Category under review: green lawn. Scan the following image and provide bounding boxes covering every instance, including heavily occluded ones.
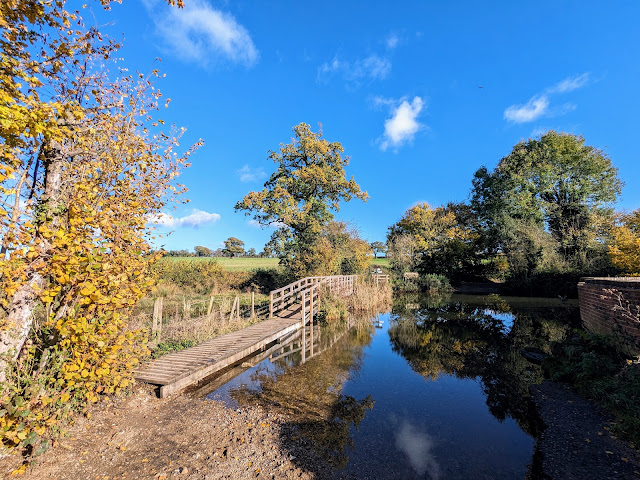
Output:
[371,257,390,267]
[163,256,388,272]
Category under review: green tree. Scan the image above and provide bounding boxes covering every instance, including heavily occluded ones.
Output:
[236,123,368,278]
[222,237,245,257]
[370,241,387,258]
[387,202,478,279]
[194,245,214,257]
[471,131,622,277]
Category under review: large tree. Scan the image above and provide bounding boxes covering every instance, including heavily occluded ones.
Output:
[222,237,245,257]
[471,131,622,276]
[236,123,368,278]
[387,202,479,279]
[0,0,196,453]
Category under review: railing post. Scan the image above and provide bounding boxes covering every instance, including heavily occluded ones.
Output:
[251,291,255,317]
[301,290,307,364]
[269,291,274,319]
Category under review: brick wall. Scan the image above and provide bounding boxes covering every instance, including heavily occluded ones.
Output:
[578,277,640,351]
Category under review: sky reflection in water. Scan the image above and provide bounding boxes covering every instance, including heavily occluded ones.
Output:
[206,294,579,479]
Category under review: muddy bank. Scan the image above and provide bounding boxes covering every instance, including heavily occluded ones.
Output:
[529,381,640,480]
[0,386,349,480]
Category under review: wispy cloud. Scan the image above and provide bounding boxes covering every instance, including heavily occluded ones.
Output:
[386,33,400,50]
[152,209,221,228]
[237,165,267,183]
[378,96,425,151]
[143,0,258,67]
[318,54,391,87]
[504,73,589,123]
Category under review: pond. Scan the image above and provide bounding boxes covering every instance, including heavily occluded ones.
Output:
[201,294,580,479]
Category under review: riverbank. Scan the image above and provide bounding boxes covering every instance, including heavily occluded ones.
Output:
[529,381,640,480]
[0,386,344,480]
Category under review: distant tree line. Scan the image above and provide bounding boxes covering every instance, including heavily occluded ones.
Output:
[163,237,277,258]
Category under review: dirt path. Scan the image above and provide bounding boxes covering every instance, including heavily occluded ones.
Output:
[530,381,640,480]
[0,386,342,480]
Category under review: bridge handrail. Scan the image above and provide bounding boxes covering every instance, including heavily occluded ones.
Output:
[269,275,356,320]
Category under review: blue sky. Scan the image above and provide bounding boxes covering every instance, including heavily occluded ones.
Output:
[91,0,639,252]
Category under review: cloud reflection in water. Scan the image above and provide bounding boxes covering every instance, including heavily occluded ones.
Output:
[394,420,440,479]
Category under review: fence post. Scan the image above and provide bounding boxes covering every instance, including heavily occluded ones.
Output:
[251,291,255,317]
[152,297,163,340]
[207,296,214,316]
[301,290,307,364]
[269,291,274,319]
[310,288,314,357]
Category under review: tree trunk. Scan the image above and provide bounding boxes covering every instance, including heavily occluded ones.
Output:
[0,142,64,382]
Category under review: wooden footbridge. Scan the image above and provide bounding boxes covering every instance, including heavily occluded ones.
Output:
[135,275,356,397]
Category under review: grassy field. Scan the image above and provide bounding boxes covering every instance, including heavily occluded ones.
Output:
[162,257,280,271]
[371,257,389,267]
[163,256,388,271]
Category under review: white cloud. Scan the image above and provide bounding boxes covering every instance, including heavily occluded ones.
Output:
[152,209,221,228]
[143,0,258,67]
[379,96,425,151]
[318,54,391,86]
[237,165,267,183]
[549,73,590,94]
[248,219,286,229]
[504,73,589,124]
[504,95,550,123]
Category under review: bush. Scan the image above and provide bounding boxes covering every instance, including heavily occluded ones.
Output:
[419,274,453,294]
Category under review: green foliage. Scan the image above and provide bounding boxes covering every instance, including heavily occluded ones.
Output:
[236,123,368,278]
[152,259,224,295]
[471,131,621,280]
[222,237,245,258]
[419,274,453,294]
[151,339,197,358]
[387,202,484,281]
[545,333,640,444]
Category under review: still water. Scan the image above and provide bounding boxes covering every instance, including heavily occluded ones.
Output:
[203,294,579,479]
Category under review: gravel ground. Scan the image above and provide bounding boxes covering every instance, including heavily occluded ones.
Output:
[529,381,640,480]
[0,386,348,480]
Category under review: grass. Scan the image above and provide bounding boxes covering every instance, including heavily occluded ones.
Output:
[371,257,389,267]
[163,257,280,272]
[164,256,388,271]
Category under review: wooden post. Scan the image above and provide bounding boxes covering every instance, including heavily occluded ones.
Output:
[301,290,306,364]
[152,297,163,340]
[207,296,214,316]
[310,288,314,357]
[269,291,274,319]
[152,297,159,339]
[251,291,255,317]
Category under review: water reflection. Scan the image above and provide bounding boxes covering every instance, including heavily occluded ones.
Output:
[389,293,579,431]
[394,418,440,479]
[202,294,580,478]
[226,317,377,469]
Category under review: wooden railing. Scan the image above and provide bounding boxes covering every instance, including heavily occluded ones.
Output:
[268,275,357,323]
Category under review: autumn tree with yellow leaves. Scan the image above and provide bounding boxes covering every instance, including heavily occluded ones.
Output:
[387,202,481,279]
[0,0,197,459]
[236,123,368,279]
[609,209,640,275]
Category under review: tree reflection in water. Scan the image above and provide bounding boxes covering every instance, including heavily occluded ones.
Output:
[230,318,376,468]
[389,294,580,433]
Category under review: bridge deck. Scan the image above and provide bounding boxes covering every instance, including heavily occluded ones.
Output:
[135,307,303,397]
